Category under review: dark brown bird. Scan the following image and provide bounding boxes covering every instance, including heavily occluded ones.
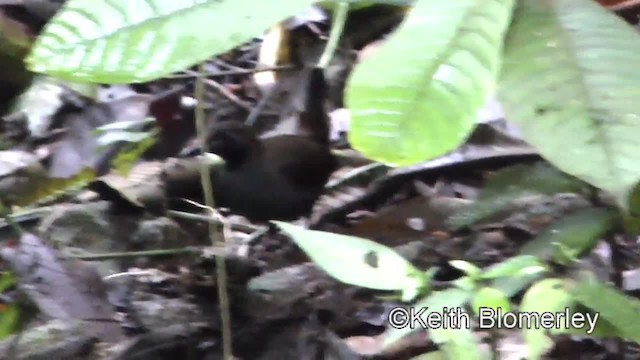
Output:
[173,67,337,222]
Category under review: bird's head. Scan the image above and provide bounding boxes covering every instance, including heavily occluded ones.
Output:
[206,121,262,169]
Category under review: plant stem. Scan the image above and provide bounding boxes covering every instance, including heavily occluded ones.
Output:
[69,247,200,261]
[169,64,294,79]
[168,210,258,233]
[185,69,251,110]
[490,328,500,360]
[194,64,233,359]
[318,2,349,69]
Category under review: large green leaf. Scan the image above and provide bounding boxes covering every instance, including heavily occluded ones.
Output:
[472,286,511,315]
[273,221,427,301]
[345,0,515,166]
[498,0,640,204]
[623,180,640,234]
[319,0,413,11]
[520,278,573,360]
[0,272,19,339]
[481,255,546,280]
[571,277,640,342]
[433,326,484,360]
[519,207,617,264]
[448,162,587,229]
[26,0,316,83]
[383,287,472,346]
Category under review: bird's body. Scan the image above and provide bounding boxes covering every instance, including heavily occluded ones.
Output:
[209,132,336,221]
[170,67,336,222]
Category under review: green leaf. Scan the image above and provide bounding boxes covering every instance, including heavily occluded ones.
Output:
[96,117,155,132]
[482,250,548,299]
[408,352,448,360]
[0,272,15,293]
[481,255,546,280]
[319,0,413,11]
[449,260,481,279]
[111,135,156,176]
[0,305,20,339]
[273,222,427,300]
[26,0,316,83]
[519,207,617,264]
[434,326,484,360]
[623,180,640,234]
[426,296,483,360]
[383,287,472,347]
[571,277,640,342]
[490,271,541,298]
[520,278,573,360]
[472,286,511,315]
[550,311,621,338]
[6,167,96,207]
[0,272,18,339]
[498,0,640,203]
[96,131,151,147]
[448,162,586,229]
[452,276,475,292]
[345,0,516,166]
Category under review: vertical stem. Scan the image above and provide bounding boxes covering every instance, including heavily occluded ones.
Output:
[490,328,499,360]
[318,2,349,69]
[194,65,233,359]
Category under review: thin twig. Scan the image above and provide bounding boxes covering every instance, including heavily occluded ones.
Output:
[185,69,251,110]
[245,85,276,126]
[325,163,387,190]
[194,64,233,359]
[170,64,294,79]
[167,210,258,233]
[241,226,270,245]
[318,2,349,69]
[214,59,246,72]
[68,247,200,261]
